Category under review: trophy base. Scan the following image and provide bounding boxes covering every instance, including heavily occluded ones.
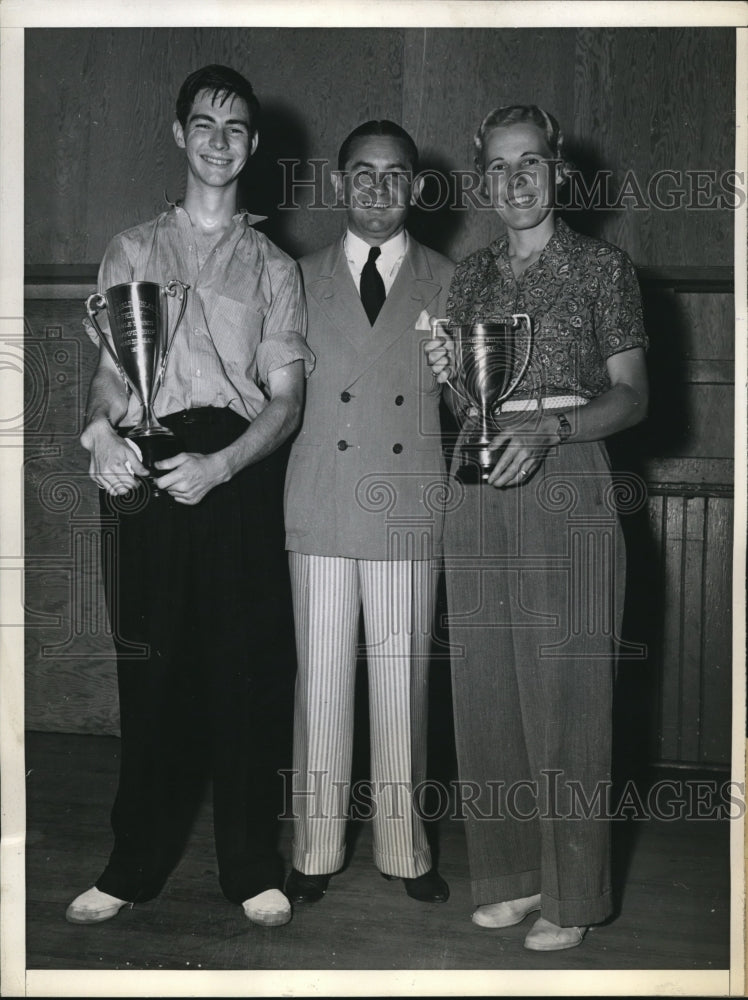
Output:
[454,459,490,485]
[453,442,506,485]
[126,429,181,476]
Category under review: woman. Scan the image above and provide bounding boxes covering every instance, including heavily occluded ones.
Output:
[425,105,648,951]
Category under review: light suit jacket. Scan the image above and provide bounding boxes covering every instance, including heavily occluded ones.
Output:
[284,235,455,561]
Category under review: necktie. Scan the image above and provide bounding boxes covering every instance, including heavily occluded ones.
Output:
[360,245,386,325]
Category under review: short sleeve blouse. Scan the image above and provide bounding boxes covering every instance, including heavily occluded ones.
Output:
[445,218,648,400]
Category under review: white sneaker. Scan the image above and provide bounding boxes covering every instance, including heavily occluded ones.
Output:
[242,888,292,927]
[65,886,131,924]
[472,893,541,928]
[524,916,587,951]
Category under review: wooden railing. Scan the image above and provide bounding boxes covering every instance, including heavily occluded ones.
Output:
[22,265,737,764]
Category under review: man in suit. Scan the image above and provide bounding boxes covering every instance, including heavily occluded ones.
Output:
[284,121,455,904]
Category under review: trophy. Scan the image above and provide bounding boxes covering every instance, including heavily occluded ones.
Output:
[86,279,189,473]
[430,315,533,483]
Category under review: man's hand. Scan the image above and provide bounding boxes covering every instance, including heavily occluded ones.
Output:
[80,417,149,495]
[153,451,231,505]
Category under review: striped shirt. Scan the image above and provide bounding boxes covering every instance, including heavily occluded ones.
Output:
[86,206,314,424]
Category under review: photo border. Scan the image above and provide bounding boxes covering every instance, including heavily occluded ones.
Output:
[1,2,745,996]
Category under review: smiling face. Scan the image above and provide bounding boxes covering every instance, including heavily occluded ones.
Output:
[334,134,422,245]
[481,122,559,232]
[172,88,258,190]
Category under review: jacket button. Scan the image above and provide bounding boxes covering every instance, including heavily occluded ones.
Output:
[338,440,348,451]
[395,395,404,405]
[340,391,351,402]
[392,443,403,454]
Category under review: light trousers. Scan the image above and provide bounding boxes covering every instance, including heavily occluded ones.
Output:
[445,436,624,926]
[288,552,438,877]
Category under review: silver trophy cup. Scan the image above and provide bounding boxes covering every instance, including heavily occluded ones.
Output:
[431,315,533,483]
[86,279,189,473]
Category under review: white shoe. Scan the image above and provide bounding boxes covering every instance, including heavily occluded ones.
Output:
[65,886,131,924]
[523,916,587,951]
[472,893,541,928]
[242,888,292,927]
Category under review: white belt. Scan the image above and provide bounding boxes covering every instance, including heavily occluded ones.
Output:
[500,395,590,412]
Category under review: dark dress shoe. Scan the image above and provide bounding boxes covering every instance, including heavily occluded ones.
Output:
[285,868,331,904]
[381,868,450,903]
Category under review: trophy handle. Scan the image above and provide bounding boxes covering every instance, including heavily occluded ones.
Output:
[429,316,471,410]
[502,313,533,401]
[154,280,190,394]
[85,292,135,394]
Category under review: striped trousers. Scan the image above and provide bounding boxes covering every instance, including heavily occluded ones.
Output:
[288,552,438,878]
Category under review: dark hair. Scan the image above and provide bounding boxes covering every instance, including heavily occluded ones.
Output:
[474,104,571,182]
[337,120,419,172]
[175,64,260,131]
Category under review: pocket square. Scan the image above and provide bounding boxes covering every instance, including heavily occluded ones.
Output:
[415,308,434,332]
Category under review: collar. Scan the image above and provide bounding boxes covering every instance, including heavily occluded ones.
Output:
[344,227,408,270]
[234,207,268,227]
[490,215,572,263]
[165,201,267,227]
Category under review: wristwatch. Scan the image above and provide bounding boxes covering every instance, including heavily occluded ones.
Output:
[555,413,572,443]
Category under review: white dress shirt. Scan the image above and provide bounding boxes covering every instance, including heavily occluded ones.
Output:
[343,228,409,297]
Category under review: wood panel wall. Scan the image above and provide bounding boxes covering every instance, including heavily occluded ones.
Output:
[23,302,117,735]
[23,28,737,766]
[25,27,735,267]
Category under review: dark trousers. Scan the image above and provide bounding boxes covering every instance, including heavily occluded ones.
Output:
[95,407,296,905]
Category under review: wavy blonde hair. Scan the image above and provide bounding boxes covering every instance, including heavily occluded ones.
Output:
[474,105,572,184]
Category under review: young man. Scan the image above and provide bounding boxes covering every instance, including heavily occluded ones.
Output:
[67,65,313,928]
[284,121,454,904]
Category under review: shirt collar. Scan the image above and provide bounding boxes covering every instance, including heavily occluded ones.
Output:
[344,227,408,270]
[235,207,268,227]
[165,201,267,227]
[490,215,571,265]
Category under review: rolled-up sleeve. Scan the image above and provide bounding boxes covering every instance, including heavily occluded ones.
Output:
[256,259,315,385]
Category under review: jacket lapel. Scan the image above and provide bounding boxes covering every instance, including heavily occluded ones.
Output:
[347,239,442,382]
[305,239,369,351]
[304,236,443,382]
[372,238,440,339]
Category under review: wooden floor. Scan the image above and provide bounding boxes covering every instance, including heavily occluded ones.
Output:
[24,731,730,973]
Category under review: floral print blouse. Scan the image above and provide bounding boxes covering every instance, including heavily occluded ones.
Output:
[445,218,648,400]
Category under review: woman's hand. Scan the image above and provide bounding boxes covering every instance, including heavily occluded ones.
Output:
[486,412,558,489]
[424,323,455,384]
